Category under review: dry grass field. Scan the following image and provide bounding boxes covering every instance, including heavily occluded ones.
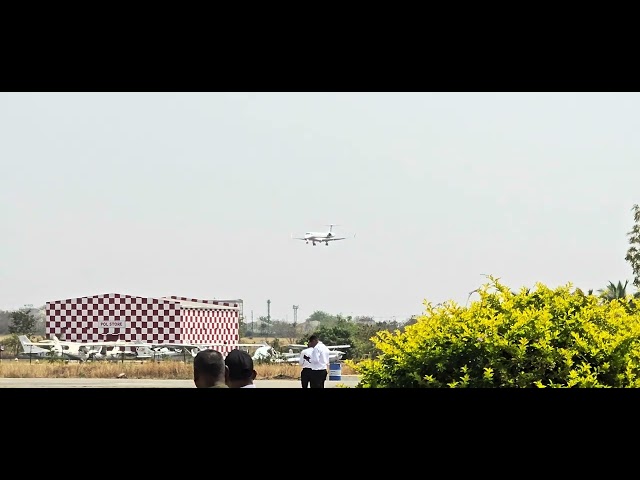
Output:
[0,335,358,379]
[0,359,357,379]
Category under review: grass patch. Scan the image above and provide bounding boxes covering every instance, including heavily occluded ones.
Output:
[0,359,358,379]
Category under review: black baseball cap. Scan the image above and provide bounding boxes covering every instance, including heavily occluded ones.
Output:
[225,349,254,379]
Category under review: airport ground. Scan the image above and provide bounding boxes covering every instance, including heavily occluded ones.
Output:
[0,375,361,388]
[0,355,361,387]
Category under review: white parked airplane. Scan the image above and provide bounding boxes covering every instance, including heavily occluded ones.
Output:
[18,336,54,358]
[20,335,264,361]
[18,335,88,362]
[252,343,350,363]
[285,343,350,363]
[251,344,283,362]
[99,340,267,360]
[137,342,264,358]
[22,336,161,361]
[103,342,151,360]
[292,224,353,246]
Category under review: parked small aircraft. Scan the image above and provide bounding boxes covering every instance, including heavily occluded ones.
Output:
[252,343,350,363]
[136,342,264,358]
[17,336,54,359]
[19,336,268,361]
[292,224,354,246]
[18,335,88,362]
[285,343,350,363]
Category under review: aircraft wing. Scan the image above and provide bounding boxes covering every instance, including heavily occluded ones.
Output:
[286,344,350,349]
[110,341,217,349]
[326,237,346,241]
[35,338,135,348]
[147,342,200,348]
[177,342,263,347]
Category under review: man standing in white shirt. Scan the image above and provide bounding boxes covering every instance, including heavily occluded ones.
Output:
[299,341,313,388]
[308,334,330,388]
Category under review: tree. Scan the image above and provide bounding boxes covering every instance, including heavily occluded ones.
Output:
[351,276,640,388]
[238,314,248,338]
[354,315,375,325]
[626,204,640,290]
[258,316,271,336]
[598,280,630,302]
[293,313,413,360]
[301,317,357,359]
[305,311,337,326]
[0,310,11,334]
[269,320,297,339]
[400,315,419,330]
[8,307,38,336]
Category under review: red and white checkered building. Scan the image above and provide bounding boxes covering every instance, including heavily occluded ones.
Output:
[45,294,242,356]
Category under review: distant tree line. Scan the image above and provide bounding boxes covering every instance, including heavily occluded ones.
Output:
[0,306,45,356]
[239,309,418,360]
[0,306,45,336]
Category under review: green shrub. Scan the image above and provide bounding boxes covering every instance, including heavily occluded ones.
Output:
[349,276,640,388]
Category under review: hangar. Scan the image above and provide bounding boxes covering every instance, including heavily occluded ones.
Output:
[45,294,242,356]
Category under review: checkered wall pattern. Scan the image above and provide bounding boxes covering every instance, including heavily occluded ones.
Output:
[180,308,239,356]
[169,296,240,308]
[45,293,239,347]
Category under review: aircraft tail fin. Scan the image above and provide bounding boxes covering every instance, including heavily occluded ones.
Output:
[18,335,49,355]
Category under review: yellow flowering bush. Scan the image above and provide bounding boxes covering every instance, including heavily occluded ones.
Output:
[350,276,640,387]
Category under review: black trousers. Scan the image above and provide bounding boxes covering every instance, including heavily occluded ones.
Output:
[301,368,312,388]
[309,369,327,388]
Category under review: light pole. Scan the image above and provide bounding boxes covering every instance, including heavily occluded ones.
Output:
[293,305,298,336]
[267,300,271,336]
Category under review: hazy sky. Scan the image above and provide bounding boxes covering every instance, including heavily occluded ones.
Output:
[1,92,638,322]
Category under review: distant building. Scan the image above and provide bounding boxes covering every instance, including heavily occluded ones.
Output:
[45,293,242,355]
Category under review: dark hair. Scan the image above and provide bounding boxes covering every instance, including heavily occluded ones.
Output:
[309,334,319,342]
[194,350,225,378]
[225,349,254,380]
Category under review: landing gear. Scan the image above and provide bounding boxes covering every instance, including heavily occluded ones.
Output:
[325,242,329,246]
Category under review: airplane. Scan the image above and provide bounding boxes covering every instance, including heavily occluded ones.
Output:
[251,344,284,362]
[284,343,351,363]
[23,336,155,361]
[17,335,53,358]
[100,340,268,360]
[224,342,300,363]
[292,224,354,246]
[103,342,151,361]
[18,335,88,362]
[134,342,265,359]
[21,335,263,361]
[252,343,350,363]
